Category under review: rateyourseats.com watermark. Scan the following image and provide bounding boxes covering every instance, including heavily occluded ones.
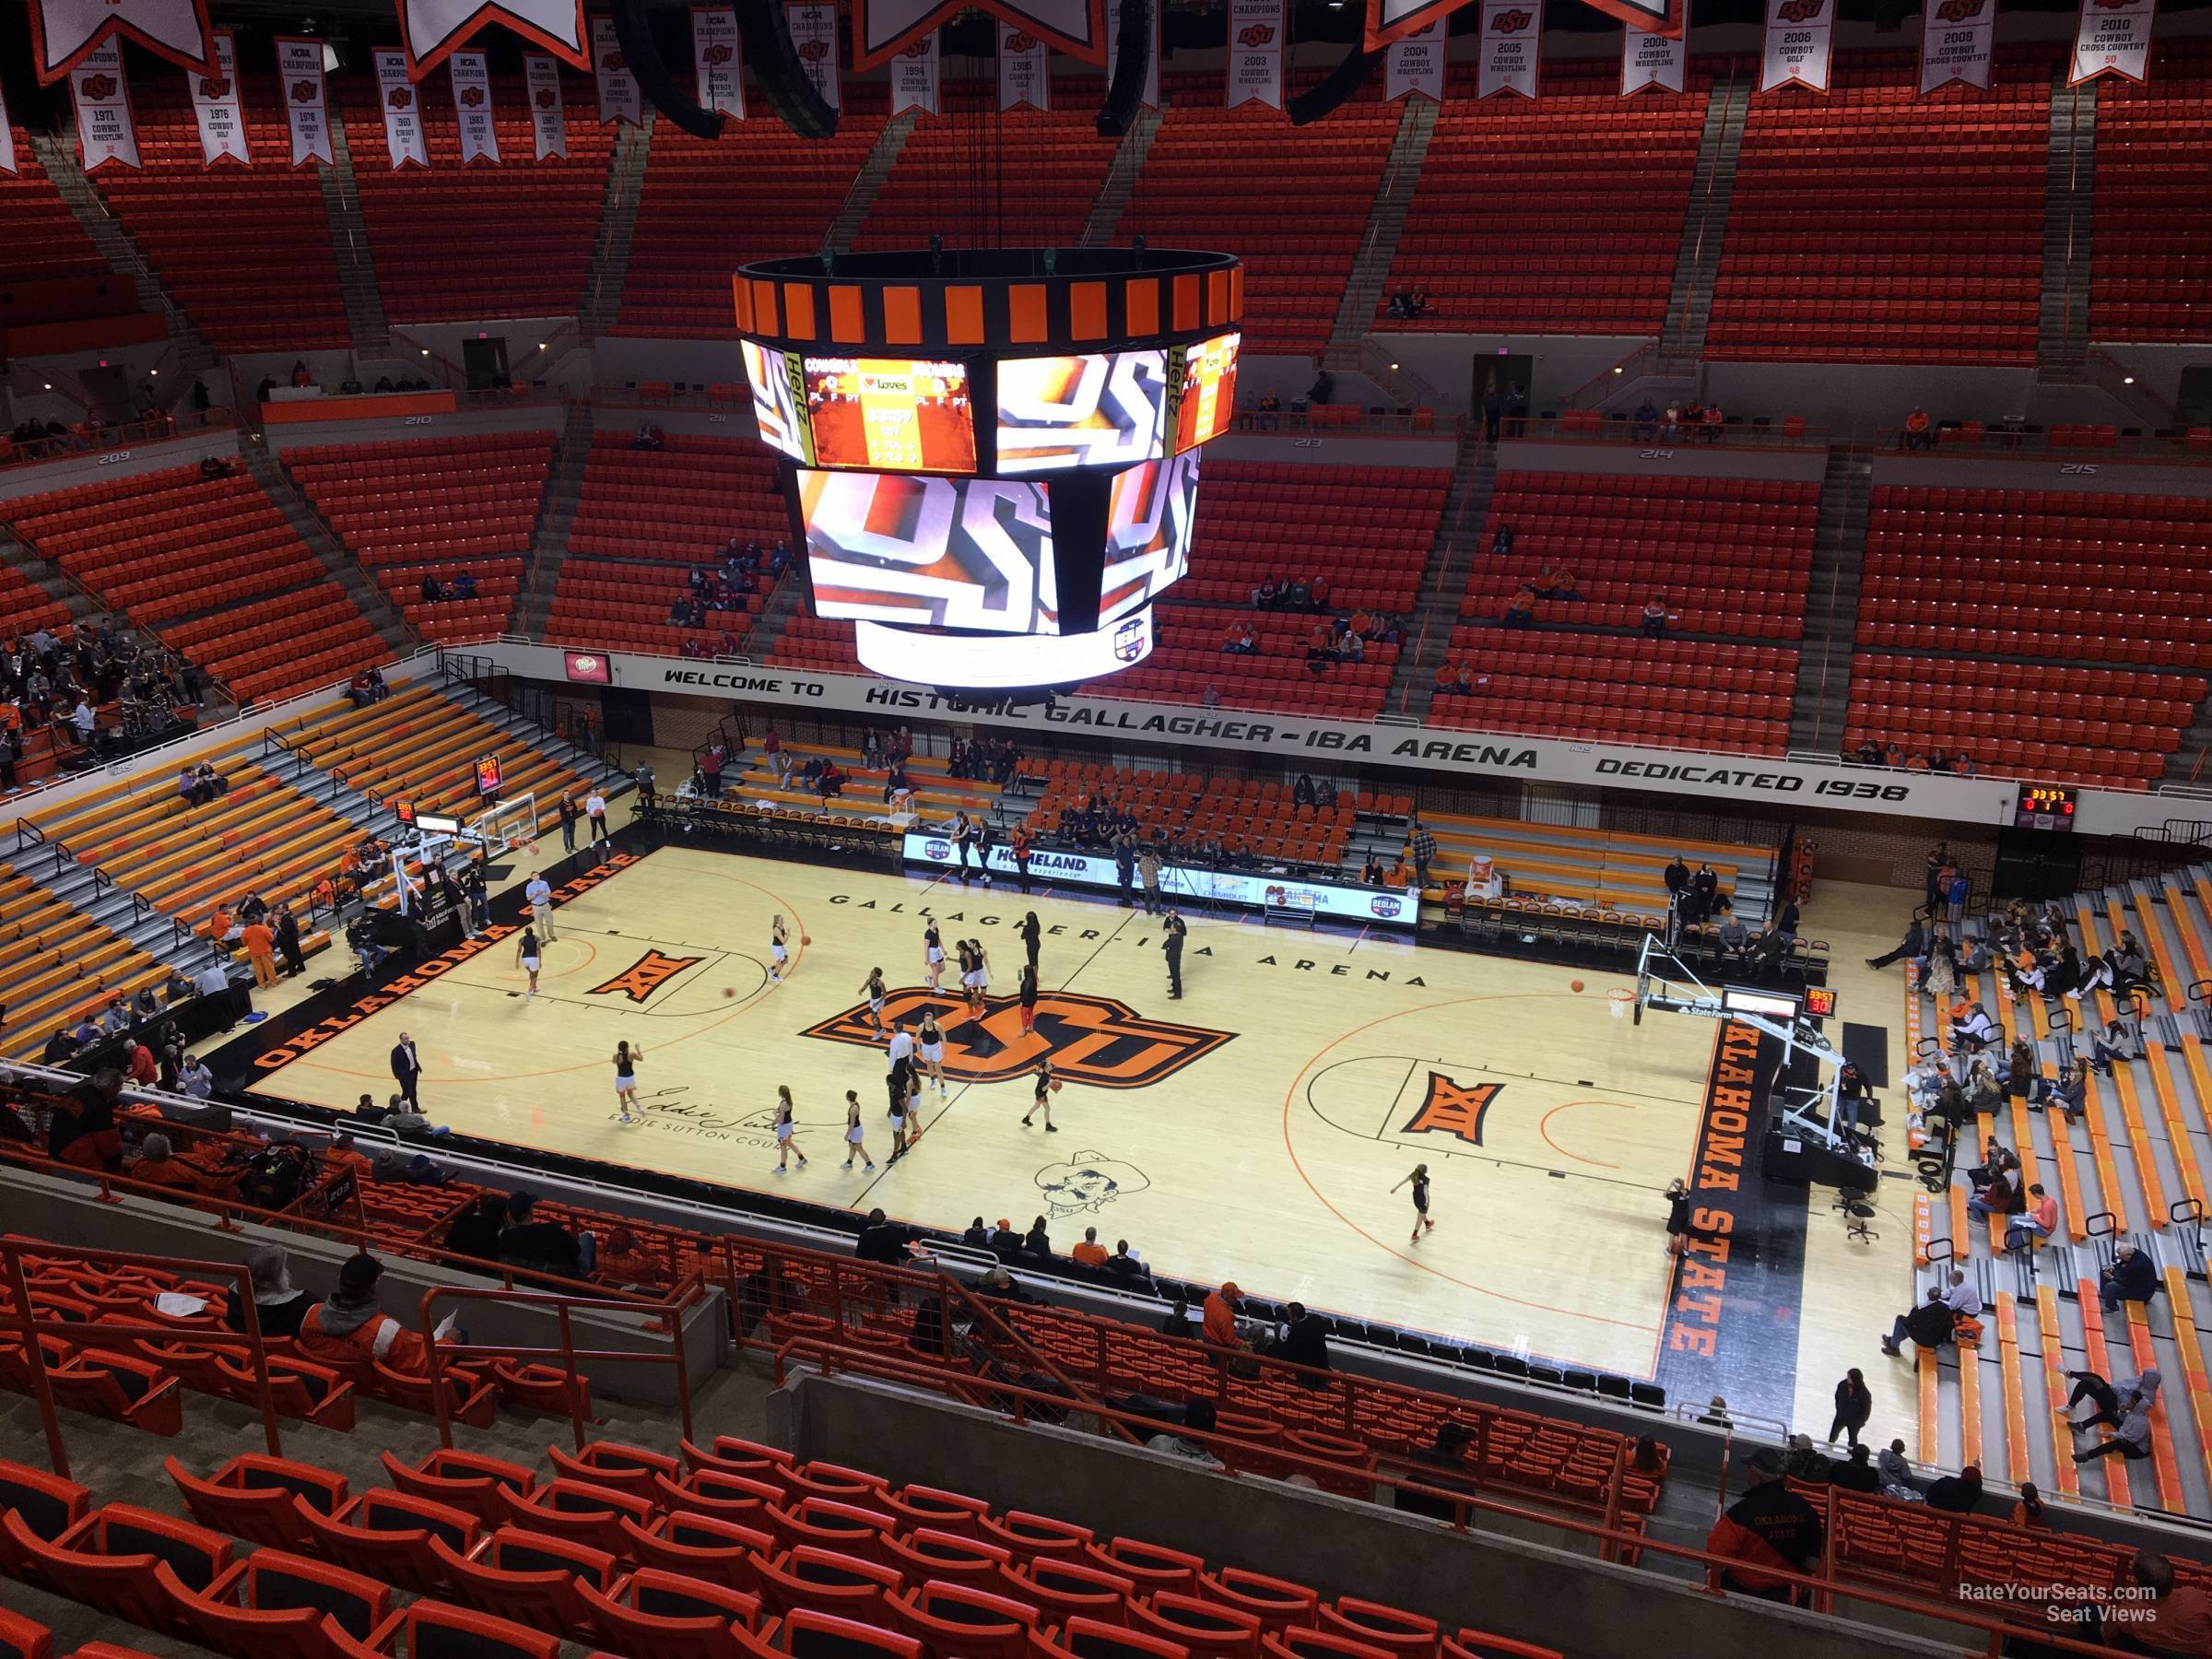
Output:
[1959,1583,2162,1624]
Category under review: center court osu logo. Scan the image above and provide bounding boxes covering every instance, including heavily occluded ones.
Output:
[588,949,703,1004]
[1397,1072,1501,1147]
[803,987,1233,1088]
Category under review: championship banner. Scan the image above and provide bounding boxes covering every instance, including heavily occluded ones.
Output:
[1919,0,1994,91]
[1477,0,1540,99]
[1226,0,1284,108]
[1386,20,1445,100]
[71,42,143,170]
[787,3,844,111]
[1759,0,1834,92]
[1621,22,1686,91]
[999,20,1051,110]
[1103,0,1159,107]
[377,49,431,167]
[451,50,500,163]
[31,0,215,83]
[890,34,941,114]
[2070,0,2154,84]
[853,0,1105,73]
[1366,0,1677,53]
[0,82,15,175]
[190,29,250,164]
[394,0,589,78]
[524,53,570,157]
[276,37,333,165]
[692,6,747,122]
[590,16,645,123]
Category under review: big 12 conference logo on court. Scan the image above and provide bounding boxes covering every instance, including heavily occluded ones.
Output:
[588,949,703,1004]
[1398,1071,1500,1146]
[803,987,1233,1088]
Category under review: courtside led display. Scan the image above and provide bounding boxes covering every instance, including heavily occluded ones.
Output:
[1098,451,1199,624]
[995,349,1168,474]
[803,357,977,473]
[1171,331,1241,453]
[800,469,1056,635]
[741,341,812,464]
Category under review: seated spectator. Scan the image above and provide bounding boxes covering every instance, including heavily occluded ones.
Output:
[2100,1241,2159,1312]
[1490,524,1515,557]
[1147,1396,1224,1468]
[1501,585,1536,628]
[1700,403,1725,442]
[229,1243,314,1340]
[632,420,665,452]
[1533,566,1582,600]
[1271,1301,1329,1374]
[500,1191,596,1277]
[1632,398,1660,441]
[2115,1550,2212,1655]
[1924,1464,1985,1514]
[1903,406,1935,451]
[1105,1239,1148,1281]
[127,1132,204,1194]
[1072,1227,1109,1267]
[598,1227,669,1286]
[1828,1442,1881,1493]
[442,1193,508,1262]
[1023,1216,1053,1258]
[1361,853,1385,886]
[1640,597,1671,637]
[2006,1182,2059,1251]
[298,1253,455,1375]
[1879,1287,1955,1358]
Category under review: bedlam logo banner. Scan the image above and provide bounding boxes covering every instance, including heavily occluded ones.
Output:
[592,15,644,124]
[786,3,843,111]
[377,50,430,167]
[890,31,940,115]
[2070,0,2154,83]
[1758,0,1833,92]
[524,53,569,158]
[1103,0,1159,108]
[998,19,1051,111]
[70,41,142,171]
[1919,0,1994,91]
[1620,22,1686,93]
[30,0,216,84]
[1477,0,1539,99]
[275,36,333,165]
[189,30,249,164]
[692,6,747,123]
[1226,0,1283,108]
[450,50,501,163]
[1386,21,1445,102]
[804,987,1235,1088]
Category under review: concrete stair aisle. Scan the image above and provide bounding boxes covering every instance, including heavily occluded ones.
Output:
[1655,78,1748,370]
[1784,451,1872,754]
[2037,76,2098,375]
[582,118,654,336]
[429,672,632,798]
[0,833,226,980]
[747,565,813,664]
[0,522,110,628]
[513,405,595,639]
[319,117,392,354]
[1382,433,1496,720]
[1323,96,1440,373]
[822,110,920,259]
[234,441,418,661]
[2163,699,2212,786]
[23,131,218,389]
[1079,104,1166,246]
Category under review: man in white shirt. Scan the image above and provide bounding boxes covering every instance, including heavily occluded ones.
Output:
[585,791,609,858]
[1942,1268,1982,1319]
[887,1025,915,1072]
[524,874,557,942]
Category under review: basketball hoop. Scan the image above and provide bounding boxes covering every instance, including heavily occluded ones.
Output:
[1608,988,1639,1020]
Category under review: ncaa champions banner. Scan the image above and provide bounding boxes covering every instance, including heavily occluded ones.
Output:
[275,36,333,165]
[71,42,142,171]
[524,53,570,157]
[788,3,844,111]
[2071,0,2154,83]
[450,51,500,164]
[30,0,215,83]
[1622,25,1687,92]
[393,0,589,78]
[890,35,940,114]
[692,6,747,122]
[1920,0,1994,91]
[1386,22,1446,101]
[998,21,1052,110]
[376,50,430,168]
[1477,0,1541,99]
[1759,0,1833,91]
[190,30,249,164]
[0,82,15,175]
[1103,0,1159,107]
[591,16,645,124]
[853,0,1105,72]
[1226,0,1285,108]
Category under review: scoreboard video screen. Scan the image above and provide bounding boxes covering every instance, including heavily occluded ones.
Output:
[741,341,811,464]
[1099,451,1198,625]
[803,357,977,473]
[1170,331,1241,453]
[799,468,1056,635]
[995,349,1168,475]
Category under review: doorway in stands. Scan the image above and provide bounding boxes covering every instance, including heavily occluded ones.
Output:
[463,336,512,391]
[1470,354,1533,434]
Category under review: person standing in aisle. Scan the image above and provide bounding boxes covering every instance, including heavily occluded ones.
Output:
[1392,1162,1437,1243]
[585,788,610,860]
[1162,908,1187,999]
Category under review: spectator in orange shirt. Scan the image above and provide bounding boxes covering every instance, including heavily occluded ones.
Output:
[2123,1551,2212,1658]
[241,916,277,990]
[597,1227,667,1287]
[1072,1227,1110,1267]
[1432,661,1459,692]
[299,1253,453,1377]
[207,906,240,949]
[127,1132,203,1197]
[1383,859,1410,890]
[324,1132,376,1183]
[1201,1282,1245,1350]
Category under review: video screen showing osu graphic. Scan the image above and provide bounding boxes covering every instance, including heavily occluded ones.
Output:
[740,340,811,464]
[1098,451,1200,626]
[994,349,1169,475]
[1171,330,1241,453]
[799,468,1058,635]
[802,356,977,473]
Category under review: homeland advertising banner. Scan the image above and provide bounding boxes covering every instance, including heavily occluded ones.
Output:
[276,35,333,165]
[1386,21,1445,101]
[1226,0,1284,108]
[71,41,142,170]
[692,6,747,122]
[1621,23,1687,92]
[591,15,644,124]
[1759,0,1834,91]
[376,49,430,167]
[998,19,1051,110]
[2070,0,2154,83]
[788,2,843,110]
[1477,0,1540,99]
[1103,0,1159,107]
[191,29,249,164]
[450,50,500,163]
[891,33,940,114]
[524,53,570,157]
[1919,0,1994,91]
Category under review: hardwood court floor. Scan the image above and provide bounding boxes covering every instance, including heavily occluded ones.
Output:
[252,846,1747,1379]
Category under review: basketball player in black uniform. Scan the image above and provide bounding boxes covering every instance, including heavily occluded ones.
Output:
[1392,1162,1437,1244]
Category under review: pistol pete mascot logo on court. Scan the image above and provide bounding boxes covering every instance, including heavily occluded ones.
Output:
[803,987,1233,1088]
[588,949,704,1004]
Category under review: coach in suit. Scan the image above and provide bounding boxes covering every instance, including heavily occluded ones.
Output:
[391,1032,424,1109]
[1162,910,1187,999]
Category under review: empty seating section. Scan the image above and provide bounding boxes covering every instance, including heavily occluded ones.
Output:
[2088,41,2212,341]
[1845,655,2200,787]
[1116,77,1397,359]
[547,432,790,655]
[617,88,889,336]
[0,466,386,704]
[335,74,614,323]
[283,430,556,641]
[1461,470,1817,638]
[1109,603,1398,721]
[1419,811,1761,917]
[768,615,866,674]
[0,878,168,1060]
[1381,65,1705,335]
[0,130,135,341]
[90,78,349,352]
[1031,760,1354,865]
[1705,57,2051,363]
[853,87,1116,253]
[1430,638,1795,756]
[1182,461,1447,615]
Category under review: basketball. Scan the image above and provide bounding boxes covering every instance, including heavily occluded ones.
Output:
[1051,1079,1063,1093]
[802,935,812,946]
[723,987,735,999]
[1571,979,1585,993]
